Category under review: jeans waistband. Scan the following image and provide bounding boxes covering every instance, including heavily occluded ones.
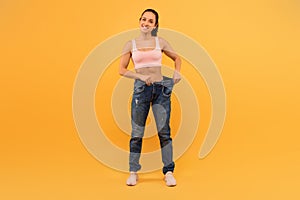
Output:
[135,76,174,87]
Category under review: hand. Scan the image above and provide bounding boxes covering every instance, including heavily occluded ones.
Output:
[173,70,181,84]
[139,74,152,86]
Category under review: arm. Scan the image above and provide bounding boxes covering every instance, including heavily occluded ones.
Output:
[159,37,182,84]
[119,41,140,79]
[119,41,152,84]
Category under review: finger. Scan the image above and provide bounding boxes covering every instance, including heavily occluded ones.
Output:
[174,78,180,84]
[146,79,151,86]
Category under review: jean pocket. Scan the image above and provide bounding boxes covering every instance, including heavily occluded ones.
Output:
[162,79,173,97]
[162,85,173,97]
[133,80,145,95]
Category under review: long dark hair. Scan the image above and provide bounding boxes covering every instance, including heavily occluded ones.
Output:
[139,8,159,36]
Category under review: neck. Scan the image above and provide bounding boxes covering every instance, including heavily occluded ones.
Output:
[139,32,154,40]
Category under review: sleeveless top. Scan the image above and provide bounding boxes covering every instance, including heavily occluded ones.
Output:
[131,37,162,69]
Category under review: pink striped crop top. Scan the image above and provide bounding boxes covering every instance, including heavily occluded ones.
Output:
[131,37,162,69]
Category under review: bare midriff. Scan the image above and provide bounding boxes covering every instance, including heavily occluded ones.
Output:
[136,66,163,82]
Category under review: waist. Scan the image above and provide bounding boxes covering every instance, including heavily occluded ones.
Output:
[135,76,174,86]
[136,67,163,82]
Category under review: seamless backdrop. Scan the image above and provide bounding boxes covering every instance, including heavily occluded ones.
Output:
[1,0,300,199]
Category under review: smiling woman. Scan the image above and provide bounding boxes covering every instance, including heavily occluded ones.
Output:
[119,8,182,187]
[139,9,159,36]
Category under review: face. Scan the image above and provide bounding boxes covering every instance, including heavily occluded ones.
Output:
[139,12,157,33]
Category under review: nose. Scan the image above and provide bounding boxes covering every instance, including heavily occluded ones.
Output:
[142,20,150,27]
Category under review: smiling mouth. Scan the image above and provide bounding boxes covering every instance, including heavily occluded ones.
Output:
[141,25,149,31]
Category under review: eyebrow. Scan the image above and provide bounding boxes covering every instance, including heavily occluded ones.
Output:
[142,17,154,21]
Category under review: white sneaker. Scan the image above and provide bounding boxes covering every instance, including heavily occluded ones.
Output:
[164,171,176,187]
[126,172,138,186]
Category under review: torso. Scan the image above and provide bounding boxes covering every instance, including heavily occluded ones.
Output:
[132,37,163,82]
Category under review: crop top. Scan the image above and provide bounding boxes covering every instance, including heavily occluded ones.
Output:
[131,37,162,69]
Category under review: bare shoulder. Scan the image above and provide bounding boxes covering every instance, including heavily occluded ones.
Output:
[157,36,173,52]
[157,36,169,47]
[121,40,133,54]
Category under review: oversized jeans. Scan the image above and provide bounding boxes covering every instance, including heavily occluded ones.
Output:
[129,76,175,174]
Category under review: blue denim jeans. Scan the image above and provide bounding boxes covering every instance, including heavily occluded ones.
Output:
[129,76,175,174]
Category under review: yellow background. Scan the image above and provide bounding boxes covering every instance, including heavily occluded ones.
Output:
[1,0,300,199]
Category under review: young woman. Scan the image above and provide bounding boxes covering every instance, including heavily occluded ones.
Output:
[119,8,181,187]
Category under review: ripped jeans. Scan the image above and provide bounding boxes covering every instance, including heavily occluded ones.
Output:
[129,76,175,175]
